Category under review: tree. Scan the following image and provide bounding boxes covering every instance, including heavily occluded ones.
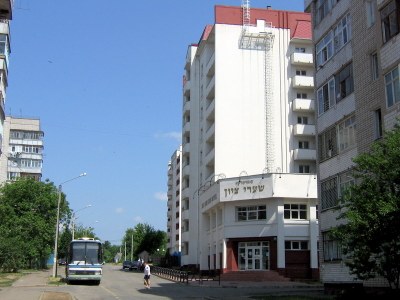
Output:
[0,178,69,271]
[332,124,400,290]
[122,223,167,260]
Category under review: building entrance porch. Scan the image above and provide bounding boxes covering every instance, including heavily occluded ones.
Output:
[238,241,269,271]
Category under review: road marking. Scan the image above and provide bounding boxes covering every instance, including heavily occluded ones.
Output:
[100,286,120,299]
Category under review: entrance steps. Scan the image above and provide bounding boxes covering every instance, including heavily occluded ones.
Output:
[220,270,290,282]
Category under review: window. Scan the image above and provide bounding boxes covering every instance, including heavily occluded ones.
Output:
[284,204,307,220]
[316,31,333,66]
[285,241,308,250]
[366,0,376,27]
[299,141,309,149]
[334,14,351,52]
[295,47,306,53]
[337,115,356,152]
[321,177,338,210]
[371,52,379,80]
[381,0,400,43]
[296,70,306,76]
[299,165,310,173]
[316,0,335,25]
[318,126,337,161]
[335,63,354,101]
[236,206,267,221]
[297,93,307,99]
[323,231,342,261]
[374,109,383,140]
[0,34,10,63]
[317,13,352,67]
[317,78,335,115]
[297,116,308,124]
[339,171,354,198]
[385,65,400,108]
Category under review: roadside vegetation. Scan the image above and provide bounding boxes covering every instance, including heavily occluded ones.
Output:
[331,123,400,292]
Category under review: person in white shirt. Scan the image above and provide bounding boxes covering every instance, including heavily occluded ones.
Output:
[143,262,151,289]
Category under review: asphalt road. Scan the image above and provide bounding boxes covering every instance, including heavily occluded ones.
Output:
[0,264,327,300]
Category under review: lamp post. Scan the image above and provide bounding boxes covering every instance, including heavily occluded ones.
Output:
[72,204,92,240]
[52,172,87,278]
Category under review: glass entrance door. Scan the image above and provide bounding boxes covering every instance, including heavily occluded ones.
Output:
[246,246,262,270]
[238,241,269,270]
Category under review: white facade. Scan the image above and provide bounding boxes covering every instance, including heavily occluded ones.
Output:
[166,146,182,256]
[0,116,44,183]
[177,5,319,279]
[0,0,12,160]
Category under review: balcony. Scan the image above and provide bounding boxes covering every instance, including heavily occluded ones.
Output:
[183,99,190,114]
[293,124,315,136]
[182,163,190,177]
[293,148,317,161]
[205,123,215,143]
[292,98,315,112]
[291,52,313,65]
[183,142,190,154]
[292,75,314,89]
[183,79,191,96]
[205,75,215,100]
[0,0,12,20]
[204,148,215,167]
[205,98,215,121]
[183,121,190,133]
[206,53,215,77]
[181,209,189,220]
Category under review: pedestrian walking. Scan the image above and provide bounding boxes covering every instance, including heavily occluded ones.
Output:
[143,262,151,289]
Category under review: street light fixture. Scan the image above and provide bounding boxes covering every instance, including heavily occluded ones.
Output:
[72,204,92,240]
[52,172,87,278]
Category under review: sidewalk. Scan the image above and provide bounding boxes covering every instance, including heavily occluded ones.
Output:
[9,268,72,300]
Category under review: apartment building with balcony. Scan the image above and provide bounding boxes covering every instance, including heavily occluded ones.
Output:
[0,116,44,182]
[166,146,183,258]
[177,4,319,280]
[305,0,400,288]
[0,0,12,157]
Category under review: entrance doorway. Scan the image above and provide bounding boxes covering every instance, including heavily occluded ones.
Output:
[238,241,269,270]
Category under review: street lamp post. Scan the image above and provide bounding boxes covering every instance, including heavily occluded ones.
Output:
[72,204,92,240]
[52,172,87,278]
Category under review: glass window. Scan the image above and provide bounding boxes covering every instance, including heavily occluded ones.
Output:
[335,63,354,102]
[316,31,333,67]
[323,231,342,261]
[385,65,400,108]
[236,206,267,221]
[337,115,356,152]
[371,52,379,80]
[317,78,335,115]
[334,14,351,51]
[374,109,383,140]
[381,0,400,43]
[366,0,376,28]
[321,177,338,210]
[284,204,307,220]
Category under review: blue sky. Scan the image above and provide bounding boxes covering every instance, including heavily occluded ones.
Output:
[7,0,304,244]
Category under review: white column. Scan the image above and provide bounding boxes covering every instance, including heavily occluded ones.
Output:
[309,203,318,269]
[276,200,285,268]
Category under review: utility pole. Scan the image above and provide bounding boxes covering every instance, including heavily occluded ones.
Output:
[131,234,133,261]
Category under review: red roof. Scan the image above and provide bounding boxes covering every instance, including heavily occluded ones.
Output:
[214,5,311,40]
[292,20,312,40]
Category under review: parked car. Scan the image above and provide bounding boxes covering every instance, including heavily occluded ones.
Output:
[129,260,141,271]
[122,260,133,270]
[58,258,66,265]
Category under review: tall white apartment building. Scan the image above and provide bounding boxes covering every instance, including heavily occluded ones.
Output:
[0,116,44,182]
[166,146,182,258]
[0,0,12,157]
[177,4,319,280]
[306,0,400,288]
